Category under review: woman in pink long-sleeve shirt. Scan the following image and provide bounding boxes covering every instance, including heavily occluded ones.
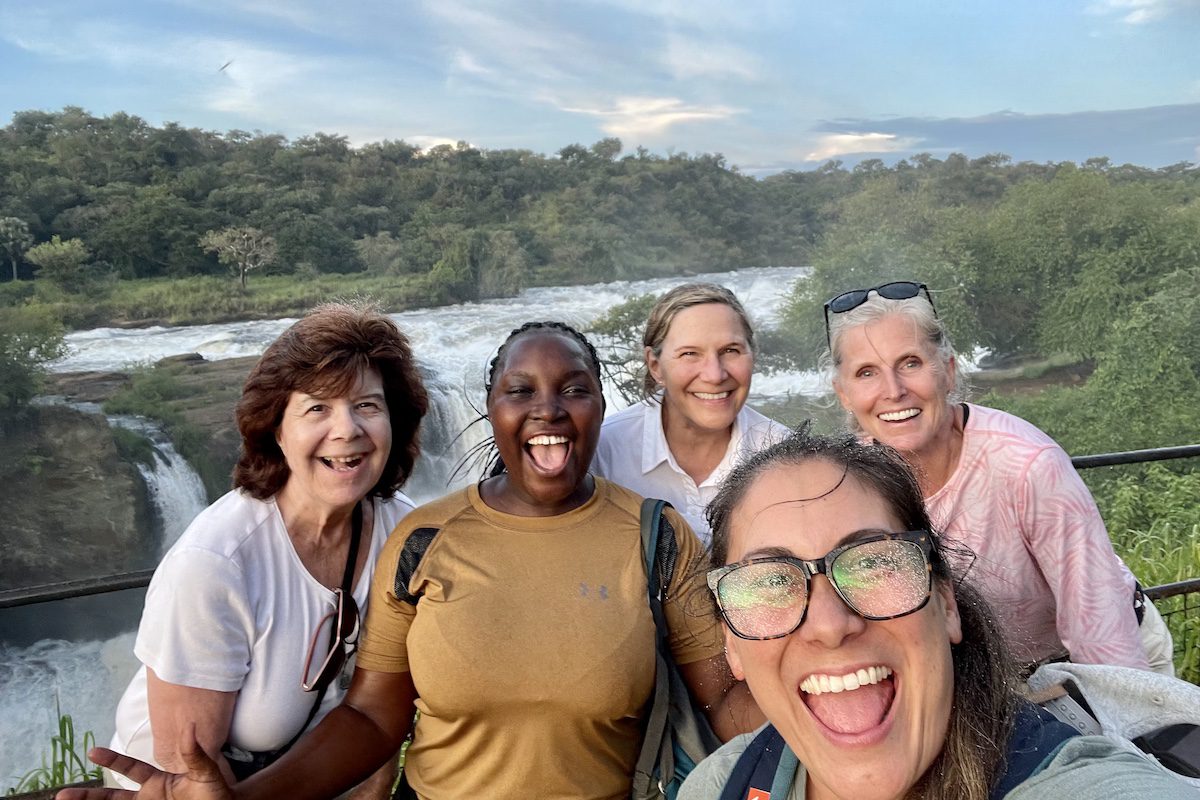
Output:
[820,281,1170,672]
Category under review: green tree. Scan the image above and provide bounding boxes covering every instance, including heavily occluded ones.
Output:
[25,235,92,292]
[0,217,34,281]
[0,305,66,428]
[424,227,481,303]
[587,292,658,405]
[199,226,278,288]
[478,229,530,298]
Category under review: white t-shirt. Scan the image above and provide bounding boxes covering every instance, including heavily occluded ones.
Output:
[110,489,415,784]
[591,399,790,548]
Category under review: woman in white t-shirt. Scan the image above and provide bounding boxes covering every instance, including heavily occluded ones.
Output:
[592,283,790,548]
[107,302,428,798]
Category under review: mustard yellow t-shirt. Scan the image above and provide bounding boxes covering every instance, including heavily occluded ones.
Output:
[358,477,723,800]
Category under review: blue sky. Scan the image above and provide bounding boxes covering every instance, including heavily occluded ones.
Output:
[2,0,1198,174]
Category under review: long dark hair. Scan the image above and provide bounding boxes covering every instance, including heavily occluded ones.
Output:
[707,425,1020,800]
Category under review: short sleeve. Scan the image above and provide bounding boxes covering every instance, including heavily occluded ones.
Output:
[662,508,725,666]
[134,547,254,692]
[356,523,419,673]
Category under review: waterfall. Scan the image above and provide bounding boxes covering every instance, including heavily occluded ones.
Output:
[0,405,208,786]
[106,414,209,555]
[4,266,815,785]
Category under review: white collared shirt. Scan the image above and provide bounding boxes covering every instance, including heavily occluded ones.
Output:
[591,399,790,548]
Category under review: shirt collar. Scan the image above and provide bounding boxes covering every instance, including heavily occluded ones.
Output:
[638,398,749,477]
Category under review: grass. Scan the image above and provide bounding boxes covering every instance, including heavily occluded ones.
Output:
[4,702,101,796]
[1109,519,1200,683]
[1095,467,1200,682]
[13,272,436,331]
[1113,522,1200,686]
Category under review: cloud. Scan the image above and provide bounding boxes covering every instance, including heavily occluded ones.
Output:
[590,0,785,32]
[407,134,465,151]
[424,0,602,86]
[661,33,759,81]
[450,50,495,79]
[1087,0,1200,24]
[805,132,923,161]
[558,96,741,139]
[805,104,1200,168]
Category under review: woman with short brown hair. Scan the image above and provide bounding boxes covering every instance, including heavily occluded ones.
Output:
[106,302,427,798]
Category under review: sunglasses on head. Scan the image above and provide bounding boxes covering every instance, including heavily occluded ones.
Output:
[302,587,361,693]
[706,530,934,640]
[823,281,936,347]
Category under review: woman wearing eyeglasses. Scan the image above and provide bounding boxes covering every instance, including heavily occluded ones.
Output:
[592,283,790,549]
[820,281,1171,674]
[104,303,428,798]
[681,427,1198,800]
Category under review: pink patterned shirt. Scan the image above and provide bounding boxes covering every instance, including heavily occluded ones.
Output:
[925,404,1148,669]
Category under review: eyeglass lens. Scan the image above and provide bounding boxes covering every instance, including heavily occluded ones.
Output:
[716,539,930,639]
[828,281,923,314]
[302,590,361,692]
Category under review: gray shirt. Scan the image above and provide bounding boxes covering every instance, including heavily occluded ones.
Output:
[680,731,1200,800]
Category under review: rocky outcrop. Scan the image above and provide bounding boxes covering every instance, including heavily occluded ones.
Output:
[0,405,157,589]
[2,356,257,594]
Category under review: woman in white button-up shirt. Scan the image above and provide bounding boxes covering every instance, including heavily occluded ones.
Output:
[591,283,790,548]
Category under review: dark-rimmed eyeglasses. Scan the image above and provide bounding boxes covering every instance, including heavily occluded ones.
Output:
[823,281,936,347]
[302,587,361,692]
[706,531,934,640]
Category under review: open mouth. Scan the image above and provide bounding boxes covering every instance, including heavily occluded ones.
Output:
[878,408,920,423]
[320,455,365,472]
[525,434,571,474]
[693,390,731,401]
[800,665,895,736]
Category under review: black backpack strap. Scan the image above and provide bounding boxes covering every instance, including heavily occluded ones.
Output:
[716,726,789,800]
[393,527,440,604]
[1134,725,1200,779]
[990,702,1080,800]
[640,498,677,596]
[633,498,675,797]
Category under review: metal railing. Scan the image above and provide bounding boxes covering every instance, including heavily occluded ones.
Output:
[2,443,1190,614]
[1070,443,1200,667]
[1069,443,1200,470]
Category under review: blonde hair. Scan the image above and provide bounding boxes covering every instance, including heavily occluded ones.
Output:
[640,283,755,396]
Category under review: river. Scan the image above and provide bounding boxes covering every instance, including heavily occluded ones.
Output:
[1,266,817,786]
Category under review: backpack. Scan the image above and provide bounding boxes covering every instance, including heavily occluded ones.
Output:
[388,499,721,800]
[1026,662,1200,787]
[715,704,1080,800]
[631,498,723,800]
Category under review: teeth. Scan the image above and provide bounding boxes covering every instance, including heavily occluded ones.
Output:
[322,455,363,464]
[693,391,730,400]
[801,665,892,696]
[879,408,919,422]
[526,435,569,446]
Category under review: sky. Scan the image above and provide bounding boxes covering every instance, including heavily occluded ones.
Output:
[1,0,1199,175]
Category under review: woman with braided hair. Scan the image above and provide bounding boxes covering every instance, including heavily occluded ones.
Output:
[64,321,761,800]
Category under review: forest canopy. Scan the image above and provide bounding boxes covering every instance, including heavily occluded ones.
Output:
[4,107,1196,318]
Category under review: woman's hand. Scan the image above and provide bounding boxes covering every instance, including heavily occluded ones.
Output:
[55,726,234,800]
